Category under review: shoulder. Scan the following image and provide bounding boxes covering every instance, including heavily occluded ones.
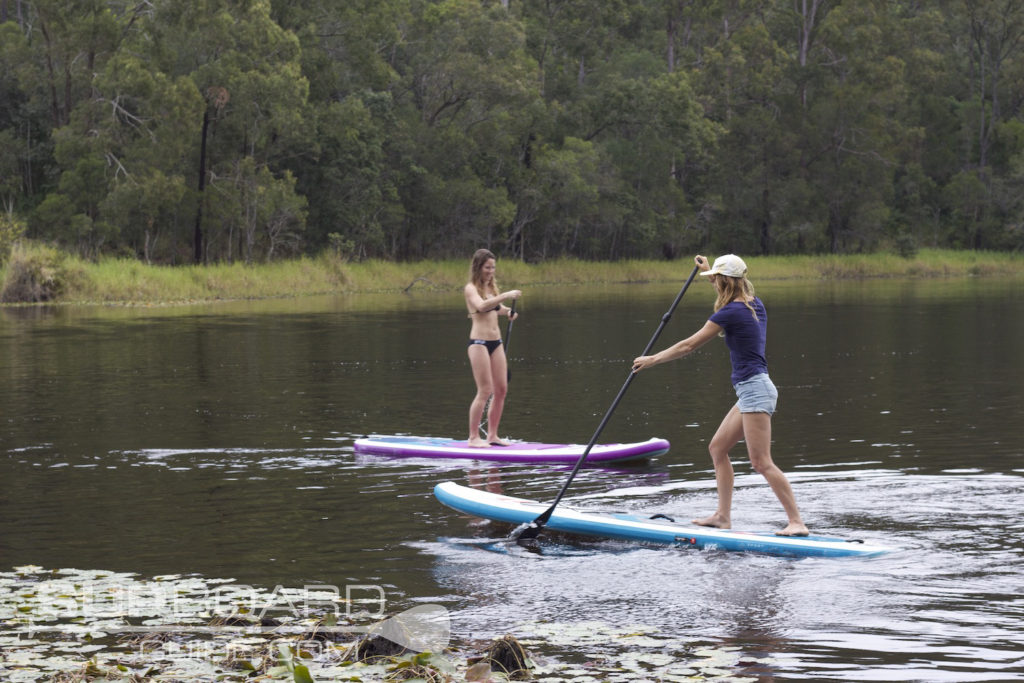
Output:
[709,302,739,321]
[716,300,745,312]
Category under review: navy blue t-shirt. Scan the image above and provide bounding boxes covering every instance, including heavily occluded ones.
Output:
[708,297,768,385]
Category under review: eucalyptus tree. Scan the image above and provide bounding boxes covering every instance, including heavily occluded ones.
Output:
[269,0,410,258]
[4,0,1023,261]
[385,0,541,258]
[4,1,122,254]
[17,0,122,130]
[791,1,912,253]
[143,0,311,263]
[81,50,205,263]
[516,0,718,259]
[696,15,804,254]
[692,1,923,254]
[939,0,1024,248]
[0,22,36,212]
[8,0,312,262]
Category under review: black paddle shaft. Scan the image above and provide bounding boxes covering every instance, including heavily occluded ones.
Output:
[505,299,516,382]
[480,298,519,439]
[517,265,701,543]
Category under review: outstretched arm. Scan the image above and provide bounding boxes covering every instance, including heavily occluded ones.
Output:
[632,320,721,372]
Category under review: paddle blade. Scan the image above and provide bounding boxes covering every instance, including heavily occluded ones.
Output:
[515,506,554,543]
[515,524,542,546]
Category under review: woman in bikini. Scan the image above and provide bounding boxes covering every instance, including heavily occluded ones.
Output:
[464,249,521,447]
[631,254,809,536]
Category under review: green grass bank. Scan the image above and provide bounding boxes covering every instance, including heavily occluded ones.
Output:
[0,241,1020,306]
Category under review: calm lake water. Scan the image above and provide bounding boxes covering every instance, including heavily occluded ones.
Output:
[2,276,1023,680]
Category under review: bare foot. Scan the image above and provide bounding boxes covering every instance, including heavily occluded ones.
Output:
[467,438,491,448]
[776,522,809,537]
[692,513,731,529]
[488,437,511,446]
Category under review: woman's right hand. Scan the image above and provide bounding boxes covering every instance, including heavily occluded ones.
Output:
[695,255,710,272]
[632,355,657,373]
[506,289,522,300]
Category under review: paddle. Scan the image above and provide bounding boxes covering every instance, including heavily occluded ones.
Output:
[480,298,517,438]
[516,265,701,544]
[504,298,517,382]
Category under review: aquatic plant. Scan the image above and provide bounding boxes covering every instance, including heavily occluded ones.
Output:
[1,566,765,681]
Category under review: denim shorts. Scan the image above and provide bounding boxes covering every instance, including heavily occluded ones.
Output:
[734,373,778,415]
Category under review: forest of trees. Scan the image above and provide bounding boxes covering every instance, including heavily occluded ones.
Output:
[1,0,1023,264]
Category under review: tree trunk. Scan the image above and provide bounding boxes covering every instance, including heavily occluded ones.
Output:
[40,22,62,127]
[666,14,676,72]
[193,108,210,264]
[797,0,825,109]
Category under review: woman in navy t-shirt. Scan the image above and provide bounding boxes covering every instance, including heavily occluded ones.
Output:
[632,254,808,536]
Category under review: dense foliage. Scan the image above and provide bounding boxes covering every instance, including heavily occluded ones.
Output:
[1,0,1023,263]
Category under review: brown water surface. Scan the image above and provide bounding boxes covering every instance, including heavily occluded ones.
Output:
[1,277,1022,679]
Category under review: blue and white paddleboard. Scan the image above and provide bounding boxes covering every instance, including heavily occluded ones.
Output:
[434,482,893,558]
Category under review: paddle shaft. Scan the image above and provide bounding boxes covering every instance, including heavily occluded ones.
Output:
[505,299,516,382]
[518,265,701,540]
[480,298,517,437]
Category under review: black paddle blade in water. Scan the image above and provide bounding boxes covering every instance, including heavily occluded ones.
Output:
[514,265,701,544]
[515,518,547,545]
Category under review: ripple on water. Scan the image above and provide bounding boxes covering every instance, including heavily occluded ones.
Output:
[415,469,1024,680]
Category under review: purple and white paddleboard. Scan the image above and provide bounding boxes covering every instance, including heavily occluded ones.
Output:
[353,435,669,464]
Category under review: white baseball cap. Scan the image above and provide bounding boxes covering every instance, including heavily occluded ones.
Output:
[700,254,747,278]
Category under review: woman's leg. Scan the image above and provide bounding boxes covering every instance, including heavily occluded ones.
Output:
[467,345,494,447]
[693,406,744,528]
[484,347,509,444]
[741,411,808,536]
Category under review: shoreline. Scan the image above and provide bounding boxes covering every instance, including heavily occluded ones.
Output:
[1,245,1020,307]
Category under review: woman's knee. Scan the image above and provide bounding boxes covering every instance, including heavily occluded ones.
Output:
[748,456,777,476]
[709,429,734,455]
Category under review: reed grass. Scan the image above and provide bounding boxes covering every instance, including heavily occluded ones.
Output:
[1,243,1020,306]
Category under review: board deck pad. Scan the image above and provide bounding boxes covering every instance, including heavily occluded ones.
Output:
[354,435,669,464]
[434,481,893,558]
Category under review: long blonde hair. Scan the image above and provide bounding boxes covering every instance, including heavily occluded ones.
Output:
[712,274,758,319]
[468,248,501,314]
